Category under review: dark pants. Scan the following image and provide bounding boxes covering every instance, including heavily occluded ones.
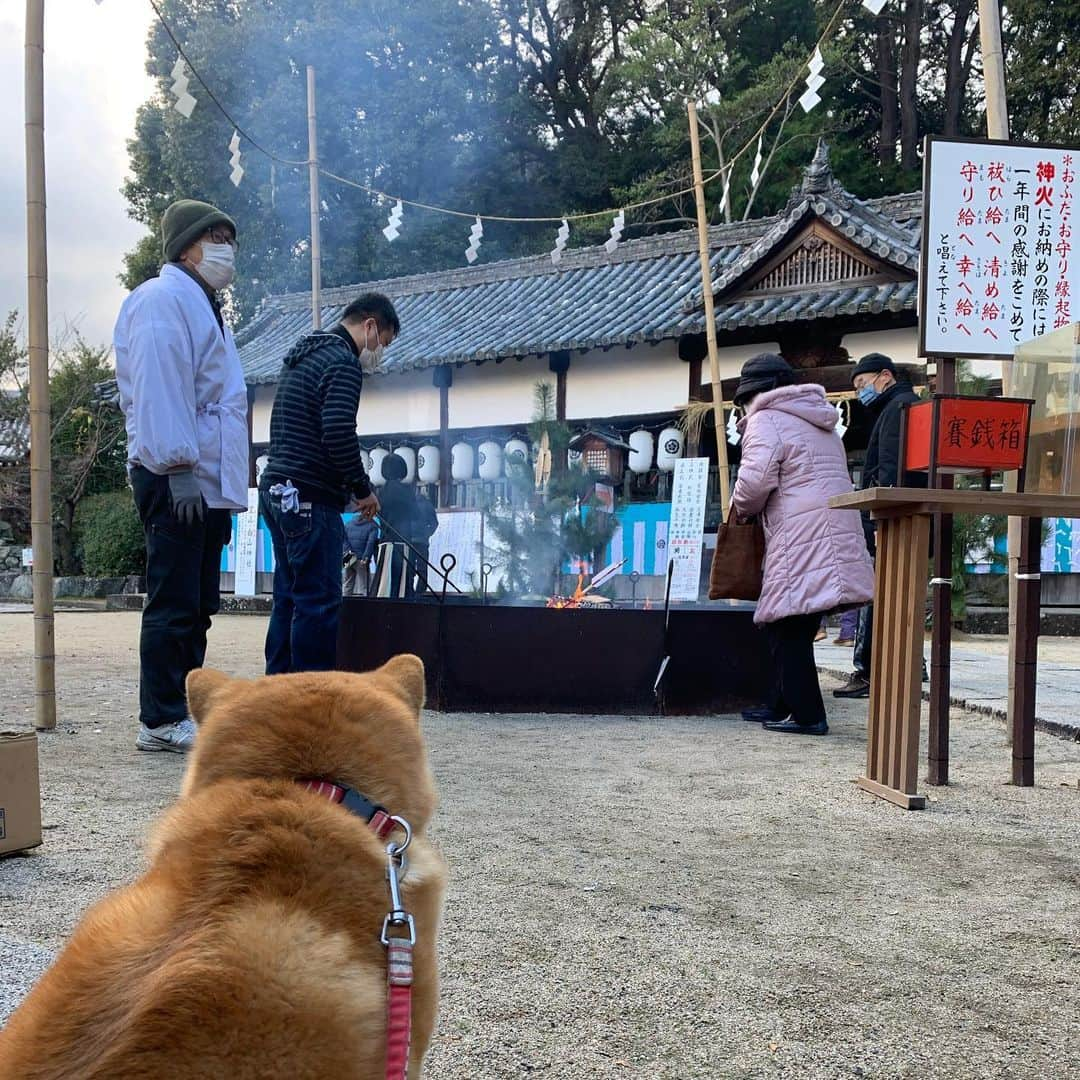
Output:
[262,491,344,674]
[766,613,827,727]
[131,466,232,728]
[412,542,430,595]
[853,603,873,676]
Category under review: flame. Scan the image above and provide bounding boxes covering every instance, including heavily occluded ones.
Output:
[546,574,589,610]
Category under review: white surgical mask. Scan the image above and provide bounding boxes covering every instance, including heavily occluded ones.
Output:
[358,322,384,374]
[196,242,236,290]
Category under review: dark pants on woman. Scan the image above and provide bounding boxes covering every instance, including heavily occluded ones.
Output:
[262,491,344,674]
[131,466,232,728]
[766,612,827,727]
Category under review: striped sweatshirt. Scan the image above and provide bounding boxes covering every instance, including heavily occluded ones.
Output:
[261,325,371,507]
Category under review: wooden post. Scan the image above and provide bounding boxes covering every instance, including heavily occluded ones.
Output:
[24,0,55,731]
[549,351,570,423]
[433,366,452,509]
[928,357,955,784]
[687,101,731,515]
[1012,515,1041,786]
[306,65,322,331]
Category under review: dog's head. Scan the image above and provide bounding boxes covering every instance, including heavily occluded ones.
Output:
[182,656,436,830]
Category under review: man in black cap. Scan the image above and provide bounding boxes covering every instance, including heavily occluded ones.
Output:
[833,352,925,698]
[114,198,248,752]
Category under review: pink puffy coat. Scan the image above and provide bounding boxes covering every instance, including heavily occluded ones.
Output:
[731,383,874,626]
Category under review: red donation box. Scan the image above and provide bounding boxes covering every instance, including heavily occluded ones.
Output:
[901,394,1033,486]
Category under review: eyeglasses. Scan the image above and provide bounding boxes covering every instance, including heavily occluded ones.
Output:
[204,228,238,250]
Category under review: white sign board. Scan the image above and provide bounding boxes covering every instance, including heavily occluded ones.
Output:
[233,488,260,597]
[668,457,710,602]
[430,510,484,592]
[921,136,1079,358]
[21,547,32,568]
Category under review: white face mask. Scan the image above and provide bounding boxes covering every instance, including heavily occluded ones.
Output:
[196,242,236,290]
[358,321,384,374]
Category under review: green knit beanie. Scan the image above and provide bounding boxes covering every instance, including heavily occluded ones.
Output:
[160,199,238,263]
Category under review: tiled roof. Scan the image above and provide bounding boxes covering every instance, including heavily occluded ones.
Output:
[236,152,922,385]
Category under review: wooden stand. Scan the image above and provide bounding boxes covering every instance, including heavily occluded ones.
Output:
[830,488,1080,809]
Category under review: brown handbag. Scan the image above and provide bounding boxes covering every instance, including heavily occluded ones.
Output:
[708,511,766,601]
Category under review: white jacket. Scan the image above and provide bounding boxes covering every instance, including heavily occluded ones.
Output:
[114,264,249,511]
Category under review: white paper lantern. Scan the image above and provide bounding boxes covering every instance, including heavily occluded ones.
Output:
[628,429,654,475]
[657,427,685,472]
[394,446,417,484]
[451,441,474,482]
[417,444,440,485]
[369,447,389,487]
[504,438,529,477]
[478,440,503,481]
[359,448,372,475]
[568,447,584,469]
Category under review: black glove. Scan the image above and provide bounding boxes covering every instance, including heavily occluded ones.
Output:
[168,470,204,526]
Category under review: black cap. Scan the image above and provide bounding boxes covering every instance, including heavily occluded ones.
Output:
[851,353,897,383]
[733,353,795,406]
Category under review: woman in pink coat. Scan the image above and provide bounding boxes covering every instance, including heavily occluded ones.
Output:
[731,354,874,736]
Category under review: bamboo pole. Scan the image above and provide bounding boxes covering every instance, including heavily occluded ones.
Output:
[687,100,731,515]
[306,65,322,330]
[977,0,1024,756]
[24,0,55,731]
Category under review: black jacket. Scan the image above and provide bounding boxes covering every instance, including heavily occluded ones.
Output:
[860,380,926,552]
[261,325,371,508]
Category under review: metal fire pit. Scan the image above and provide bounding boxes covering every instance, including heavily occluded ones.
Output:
[336,597,770,715]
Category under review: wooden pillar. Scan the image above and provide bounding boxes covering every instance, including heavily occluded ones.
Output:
[1012,515,1041,786]
[858,509,931,810]
[549,350,570,423]
[678,334,708,456]
[928,357,955,785]
[433,365,452,509]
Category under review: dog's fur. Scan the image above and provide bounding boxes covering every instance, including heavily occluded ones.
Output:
[0,656,446,1080]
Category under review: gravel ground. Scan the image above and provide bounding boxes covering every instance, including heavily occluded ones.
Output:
[1,611,1078,1079]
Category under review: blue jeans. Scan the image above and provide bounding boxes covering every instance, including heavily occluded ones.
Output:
[261,491,344,674]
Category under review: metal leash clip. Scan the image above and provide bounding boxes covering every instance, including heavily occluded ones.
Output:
[381,816,416,946]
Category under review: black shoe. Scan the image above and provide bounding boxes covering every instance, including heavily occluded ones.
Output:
[740,707,790,723]
[832,674,870,699]
[763,718,829,735]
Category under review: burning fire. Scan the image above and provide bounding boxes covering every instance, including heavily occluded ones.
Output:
[546,574,587,609]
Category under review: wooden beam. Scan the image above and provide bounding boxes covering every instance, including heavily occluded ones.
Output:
[831,488,1080,519]
[433,365,453,508]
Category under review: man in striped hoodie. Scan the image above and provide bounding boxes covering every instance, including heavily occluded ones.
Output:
[259,293,400,674]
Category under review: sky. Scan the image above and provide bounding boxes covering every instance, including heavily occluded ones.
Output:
[0,0,155,347]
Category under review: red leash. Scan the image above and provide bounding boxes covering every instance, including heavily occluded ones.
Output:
[300,779,414,1080]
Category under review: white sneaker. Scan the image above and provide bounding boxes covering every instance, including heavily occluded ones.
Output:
[136,717,196,753]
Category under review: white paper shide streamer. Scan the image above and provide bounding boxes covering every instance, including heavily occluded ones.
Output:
[834,399,849,439]
[228,130,244,187]
[604,209,625,254]
[551,218,570,264]
[170,58,197,118]
[465,216,483,264]
[749,135,764,189]
[383,199,403,242]
[862,0,888,13]
[726,408,742,447]
[800,47,825,114]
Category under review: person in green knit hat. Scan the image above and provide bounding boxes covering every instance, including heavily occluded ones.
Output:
[113,198,249,753]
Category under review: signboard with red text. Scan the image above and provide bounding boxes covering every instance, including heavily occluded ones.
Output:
[920,136,1080,358]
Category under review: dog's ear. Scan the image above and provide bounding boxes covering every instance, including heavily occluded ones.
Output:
[372,654,426,716]
[186,668,232,723]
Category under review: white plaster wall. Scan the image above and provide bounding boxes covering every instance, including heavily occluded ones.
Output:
[251,385,275,444]
[360,369,441,436]
[699,341,783,386]
[565,342,687,419]
[448,354,551,431]
[840,327,920,367]
[249,372,441,445]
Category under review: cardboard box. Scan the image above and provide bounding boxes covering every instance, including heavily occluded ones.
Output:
[0,731,43,856]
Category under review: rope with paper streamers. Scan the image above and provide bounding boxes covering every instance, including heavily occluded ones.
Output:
[143,0,886,256]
